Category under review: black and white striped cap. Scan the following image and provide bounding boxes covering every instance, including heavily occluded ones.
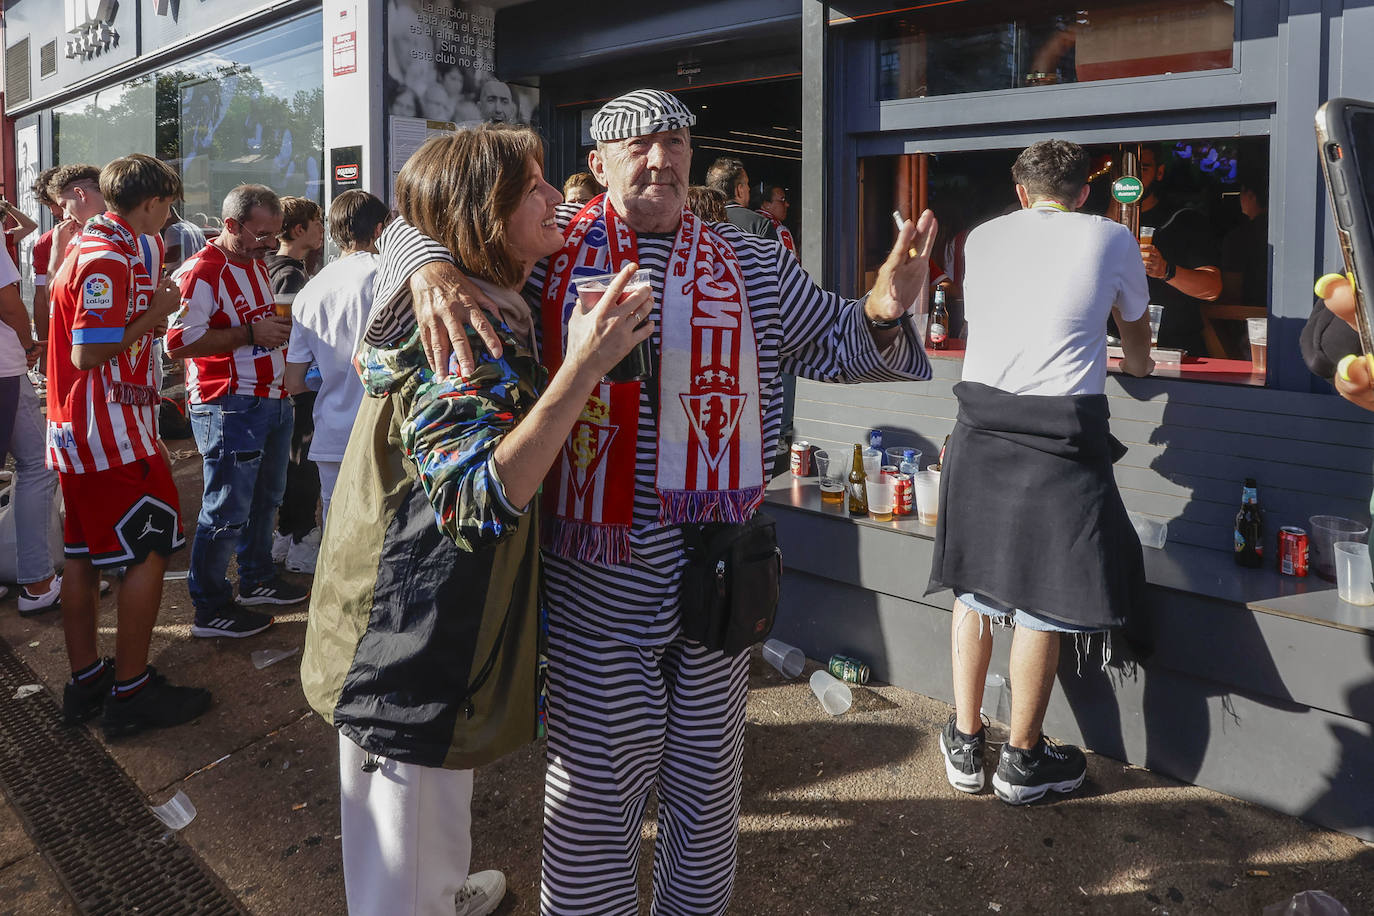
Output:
[589,89,696,142]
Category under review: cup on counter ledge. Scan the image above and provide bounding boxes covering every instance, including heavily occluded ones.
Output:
[866,478,896,522]
[1310,515,1369,581]
[912,470,940,526]
[861,447,881,479]
[1247,317,1268,373]
[1147,304,1163,346]
[1335,541,1374,605]
[813,450,847,504]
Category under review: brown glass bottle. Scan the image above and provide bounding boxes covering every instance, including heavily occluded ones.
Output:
[929,285,950,350]
[847,443,868,516]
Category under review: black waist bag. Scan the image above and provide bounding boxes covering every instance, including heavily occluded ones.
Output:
[679,512,783,656]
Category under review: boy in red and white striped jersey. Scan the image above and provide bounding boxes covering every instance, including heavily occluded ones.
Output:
[47,154,211,738]
[167,184,308,638]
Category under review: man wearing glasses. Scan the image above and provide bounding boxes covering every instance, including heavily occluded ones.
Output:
[167,184,308,639]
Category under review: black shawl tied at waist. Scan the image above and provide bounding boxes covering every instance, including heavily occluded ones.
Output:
[925,381,1144,630]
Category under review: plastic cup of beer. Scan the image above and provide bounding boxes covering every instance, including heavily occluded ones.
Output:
[1138,225,1155,246]
[913,470,941,526]
[1147,304,1164,346]
[866,478,896,522]
[273,292,296,318]
[1247,317,1268,373]
[814,450,846,504]
[575,269,654,382]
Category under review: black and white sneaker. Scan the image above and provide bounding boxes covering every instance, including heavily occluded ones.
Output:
[102,668,212,739]
[992,735,1087,805]
[939,713,986,793]
[191,605,274,639]
[62,659,116,725]
[238,576,310,607]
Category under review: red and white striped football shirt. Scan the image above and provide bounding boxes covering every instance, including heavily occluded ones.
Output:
[167,244,285,402]
[45,214,161,474]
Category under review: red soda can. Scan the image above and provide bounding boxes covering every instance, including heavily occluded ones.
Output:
[893,472,914,515]
[790,440,811,477]
[1278,526,1308,577]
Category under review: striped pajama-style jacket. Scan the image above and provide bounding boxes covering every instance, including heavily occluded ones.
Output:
[373,208,931,914]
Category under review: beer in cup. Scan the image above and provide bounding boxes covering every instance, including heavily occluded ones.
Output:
[574,269,654,383]
[273,292,296,318]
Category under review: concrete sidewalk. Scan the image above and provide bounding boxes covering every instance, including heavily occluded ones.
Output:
[0,441,1371,915]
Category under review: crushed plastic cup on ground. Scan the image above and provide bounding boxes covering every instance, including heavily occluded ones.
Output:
[1128,512,1168,549]
[809,669,852,716]
[12,684,42,699]
[1262,890,1350,916]
[149,790,197,831]
[761,638,804,678]
[981,673,1011,745]
[250,647,300,670]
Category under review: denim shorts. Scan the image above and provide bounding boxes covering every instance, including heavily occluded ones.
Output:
[956,592,1104,635]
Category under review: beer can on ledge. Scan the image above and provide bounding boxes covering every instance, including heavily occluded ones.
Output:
[893,472,914,516]
[828,654,870,685]
[1278,526,1308,577]
[790,440,812,477]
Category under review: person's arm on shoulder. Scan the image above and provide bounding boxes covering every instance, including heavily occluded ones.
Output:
[399,264,652,549]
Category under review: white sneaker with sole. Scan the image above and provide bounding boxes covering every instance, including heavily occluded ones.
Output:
[454,869,506,916]
[285,527,321,574]
[18,576,61,616]
[271,531,292,564]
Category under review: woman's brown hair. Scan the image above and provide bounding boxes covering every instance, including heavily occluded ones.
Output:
[394,124,545,289]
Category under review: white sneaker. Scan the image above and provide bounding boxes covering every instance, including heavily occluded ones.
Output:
[18,576,61,617]
[271,531,292,564]
[454,870,505,916]
[285,527,321,574]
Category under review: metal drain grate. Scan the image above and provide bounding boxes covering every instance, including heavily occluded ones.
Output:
[0,643,247,915]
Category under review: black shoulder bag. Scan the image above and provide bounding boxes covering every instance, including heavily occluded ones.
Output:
[644,348,783,656]
[679,514,783,656]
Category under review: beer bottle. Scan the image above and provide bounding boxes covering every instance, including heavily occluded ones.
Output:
[1234,477,1264,568]
[930,434,951,472]
[848,443,868,516]
[929,284,950,350]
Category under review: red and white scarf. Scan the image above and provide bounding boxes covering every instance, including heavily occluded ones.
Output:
[541,195,765,566]
[756,209,796,254]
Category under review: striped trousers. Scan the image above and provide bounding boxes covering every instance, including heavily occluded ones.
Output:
[541,623,750,916]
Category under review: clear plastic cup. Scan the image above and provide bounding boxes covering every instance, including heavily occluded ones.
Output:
[912,470,940,525]
[809,669,853,715]
[1310,516,1370,581]
[1147,304,1163,345]
[1247,317,1268,373]
[862,447,881,479]
[885,447,922,470]
[1335,541,1374,605]
[762,638,805,678]
[866,478,896,522]
[982,672,1011,745]
[813,450,847,504]
[1128,512,1168,549]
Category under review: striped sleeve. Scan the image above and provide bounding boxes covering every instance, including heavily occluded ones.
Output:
[366,218,454,346]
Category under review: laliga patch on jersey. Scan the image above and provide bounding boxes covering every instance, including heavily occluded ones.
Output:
[83,274,115,312]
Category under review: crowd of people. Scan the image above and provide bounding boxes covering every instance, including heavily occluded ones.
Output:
[1,84,1361,916]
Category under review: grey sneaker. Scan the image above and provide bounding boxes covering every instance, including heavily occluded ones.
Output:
[992,735,1087,805]
[939,713,986,793]
[454,869,506,916]
[191,604,274,639]
[239,575,309,606]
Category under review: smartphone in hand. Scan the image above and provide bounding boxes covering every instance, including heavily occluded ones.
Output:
[1316,97,1374,355]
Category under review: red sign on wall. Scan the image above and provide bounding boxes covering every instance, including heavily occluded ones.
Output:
[332,31,357,77]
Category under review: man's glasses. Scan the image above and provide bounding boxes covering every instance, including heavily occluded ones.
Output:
[242,227,278,244]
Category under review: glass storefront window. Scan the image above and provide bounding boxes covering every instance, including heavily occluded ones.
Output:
[48,13,322,234]
[874,1,1236,100]
[858,135,1269,385]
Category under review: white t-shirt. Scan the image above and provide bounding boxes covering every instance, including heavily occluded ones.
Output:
[0,244,29,377]
[285,251,377,462]
[961,206,1148,397]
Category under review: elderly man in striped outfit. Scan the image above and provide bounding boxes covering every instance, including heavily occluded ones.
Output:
[372,90,936,915]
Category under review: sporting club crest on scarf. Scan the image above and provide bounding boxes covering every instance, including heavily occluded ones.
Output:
[542,194,765,565]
